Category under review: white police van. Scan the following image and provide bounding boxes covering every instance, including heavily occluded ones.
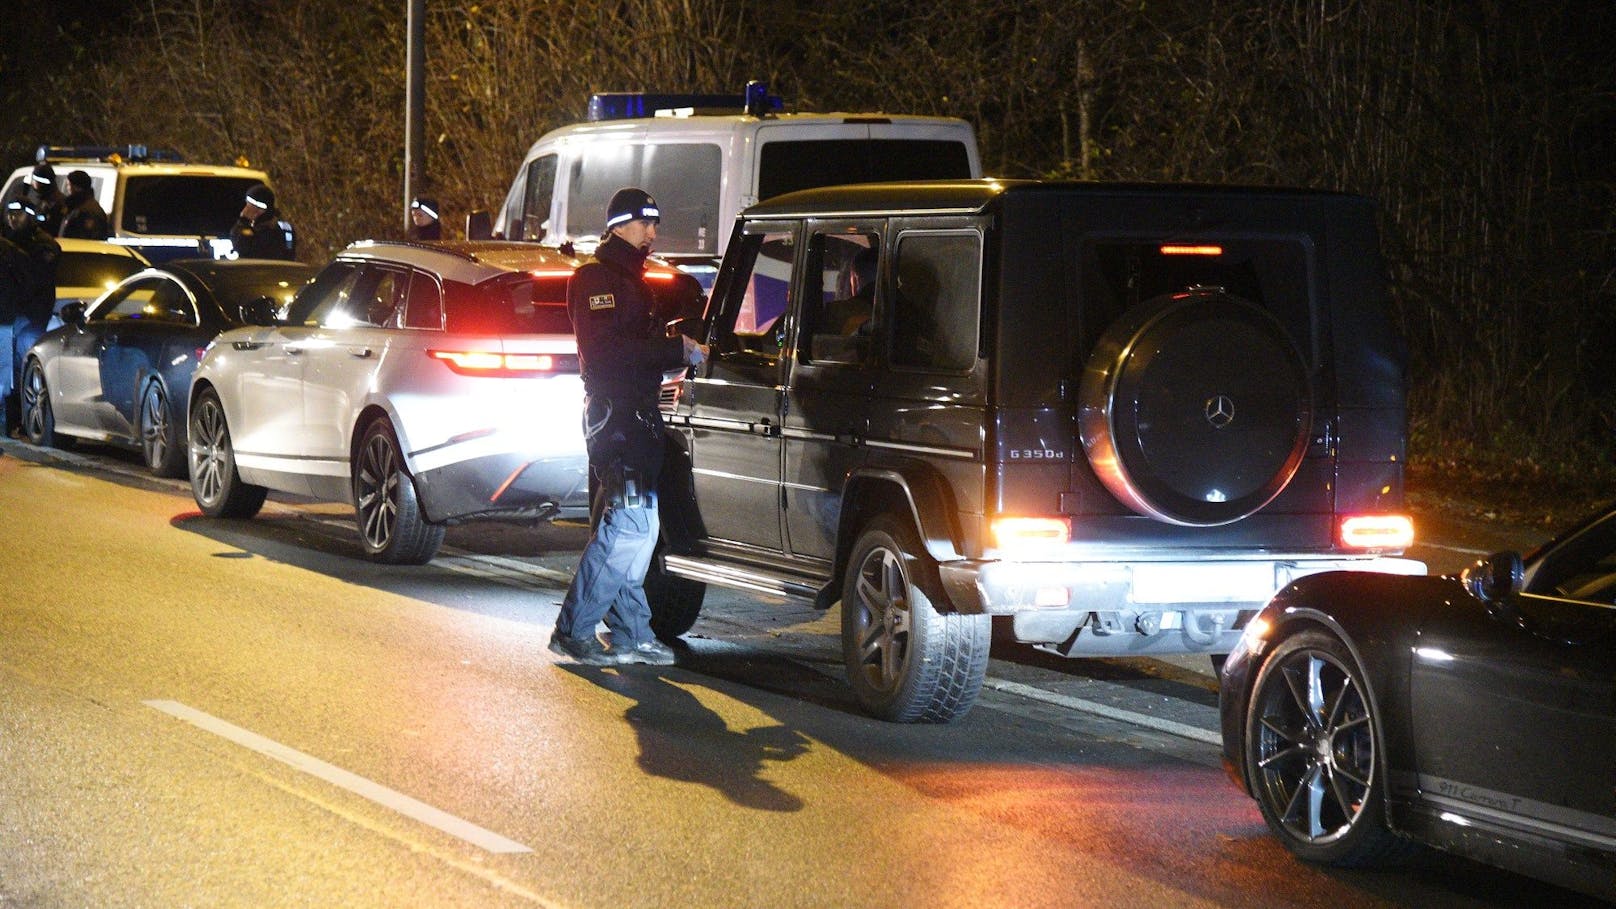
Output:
[2,145,276,264]
[477,82,980,287]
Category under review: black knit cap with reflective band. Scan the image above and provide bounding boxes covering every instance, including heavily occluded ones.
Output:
[30,163,55,187]
[244,183,275,210]
[604,187,660,229]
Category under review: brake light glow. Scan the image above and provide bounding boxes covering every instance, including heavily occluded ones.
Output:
[1160,244,1223,256]
[1338,514,1414,550]
[429,349,558,376]
[645,269,679,281]
[991,516,1071,554]
[529,268,576,279]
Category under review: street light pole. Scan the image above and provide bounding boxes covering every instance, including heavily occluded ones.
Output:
[404,0,425,232]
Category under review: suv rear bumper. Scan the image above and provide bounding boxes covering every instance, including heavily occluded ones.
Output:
[938,555,1426,656]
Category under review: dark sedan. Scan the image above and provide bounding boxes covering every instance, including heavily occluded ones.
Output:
[1219,505,1616,900]
[20,258,315,476]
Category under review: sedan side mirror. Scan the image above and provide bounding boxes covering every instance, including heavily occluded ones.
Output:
[1462,550,1524,605]
[60,300,89,325]
[238,295,281,326]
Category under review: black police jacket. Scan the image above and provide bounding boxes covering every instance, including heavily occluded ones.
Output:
[568,233,686,474]
[60,192,110,240]
[3,224,59,323]
[230,209,296,260]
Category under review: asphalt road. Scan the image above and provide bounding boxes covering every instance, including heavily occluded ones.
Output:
[0,438,1594,908]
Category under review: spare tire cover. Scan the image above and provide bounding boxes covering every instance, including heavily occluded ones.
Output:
[1078,290,1312,526]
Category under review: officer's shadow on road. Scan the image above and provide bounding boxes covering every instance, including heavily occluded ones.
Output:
[557,664,810,812]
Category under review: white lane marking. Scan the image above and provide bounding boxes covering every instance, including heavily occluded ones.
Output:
[983,679,1221,746]
[1418,541,1489,556]
[144,700,532,854]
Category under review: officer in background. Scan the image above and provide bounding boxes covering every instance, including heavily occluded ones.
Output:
[59,170,110,240]
[229,183,295,260]
[25,163,66,236]
[3,193,59,433]
[408,195,442,241]
[548,187,707,666]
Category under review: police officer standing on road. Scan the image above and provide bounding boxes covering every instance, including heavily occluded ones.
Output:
[407,195,442,241]
[3,193,59,434]
[229,183,296,260]
[58,170,110,240]
[25,163,66,237]
[549,187,707,666]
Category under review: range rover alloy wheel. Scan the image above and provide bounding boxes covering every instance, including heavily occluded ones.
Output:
[140,381,185,478]
[188,388,267,519]
[353,419,444,564]
[1245,630,1414,866]
[1079,290,1312,526]
[841,515,989,723]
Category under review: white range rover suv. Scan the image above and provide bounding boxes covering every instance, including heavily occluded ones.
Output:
[187,239,702,563]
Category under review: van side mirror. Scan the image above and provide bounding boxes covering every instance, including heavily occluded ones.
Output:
[238,295,281,326]
[466,210,493,241]
[1462,550,1524,605]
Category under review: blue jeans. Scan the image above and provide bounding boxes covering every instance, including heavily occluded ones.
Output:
[0,317,13,430]
[555,489,660,646]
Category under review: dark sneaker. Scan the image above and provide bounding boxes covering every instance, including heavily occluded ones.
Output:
[612,638,676,666]
[548,630,615,666]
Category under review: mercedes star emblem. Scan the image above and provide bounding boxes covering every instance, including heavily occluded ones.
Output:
[1204,394,1235,429]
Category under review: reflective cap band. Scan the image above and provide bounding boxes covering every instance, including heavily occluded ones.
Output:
[31,173,51,186]
[412,201,438,219]
[606,205,660,227]
[245,194,271,209]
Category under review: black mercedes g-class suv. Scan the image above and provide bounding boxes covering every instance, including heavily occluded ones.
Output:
[647,179,1423,722]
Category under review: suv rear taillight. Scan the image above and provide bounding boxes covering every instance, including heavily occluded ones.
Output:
[428,349,574,377]
[991,516,1072,554]
[1338,514,1414,551]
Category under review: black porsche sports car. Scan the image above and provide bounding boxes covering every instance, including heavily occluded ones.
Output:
[19,258,314,476]
[1220,504,1616,901]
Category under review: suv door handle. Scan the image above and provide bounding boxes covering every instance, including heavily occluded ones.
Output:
[284,345,304,355]
[753,418,779,437]
[232,340,265,351]
[349,347,374,359]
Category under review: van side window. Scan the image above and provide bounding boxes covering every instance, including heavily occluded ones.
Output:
[710,229,795,365]
[801,230,878,366]
[521,154,557,241]
[566,146,639,240]
[891,232,981,371]
[642,144,722,256]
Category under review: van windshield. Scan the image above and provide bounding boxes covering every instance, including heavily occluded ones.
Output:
[758,140,972,201]
[120,175,264,236]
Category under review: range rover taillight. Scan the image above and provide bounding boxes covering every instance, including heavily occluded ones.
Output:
[428,349,568,377]
[1338,514,1414,550]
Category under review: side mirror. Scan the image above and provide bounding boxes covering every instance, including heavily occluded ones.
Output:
[465,210,493,241]
[238,295,280,326]
[60,300,89,325]
[1462,550,1524,605]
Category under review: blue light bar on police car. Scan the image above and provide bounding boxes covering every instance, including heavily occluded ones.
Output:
[587,82,783,122]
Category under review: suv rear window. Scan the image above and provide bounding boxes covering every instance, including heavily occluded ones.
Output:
[1079,238,1312,346]
[758,140,972,201]
[121,174,264,235]
[444,275,572,335]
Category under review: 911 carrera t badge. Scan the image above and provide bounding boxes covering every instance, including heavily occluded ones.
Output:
[1204,394,1235,429]
[589,293,616,310]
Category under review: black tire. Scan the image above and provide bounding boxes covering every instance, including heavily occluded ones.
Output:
[353,419,444,564]
[841,515,989,723]
[645,541,705,641]
[20,358,72,450]
[1078,290,1311,526]
[1244,630,1416,866]
[188,388,267,519]
[140,380,185,478]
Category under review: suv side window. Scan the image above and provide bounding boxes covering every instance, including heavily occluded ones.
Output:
[520,154,557,241]
[801,229,879,366]
[891,231,981,371]
[710,227,796,366]
[403,270,444,330]
[285,261,359,326]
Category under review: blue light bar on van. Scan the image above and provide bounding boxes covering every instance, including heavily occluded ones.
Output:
[36,144,185,164]
[587,83,783,121]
